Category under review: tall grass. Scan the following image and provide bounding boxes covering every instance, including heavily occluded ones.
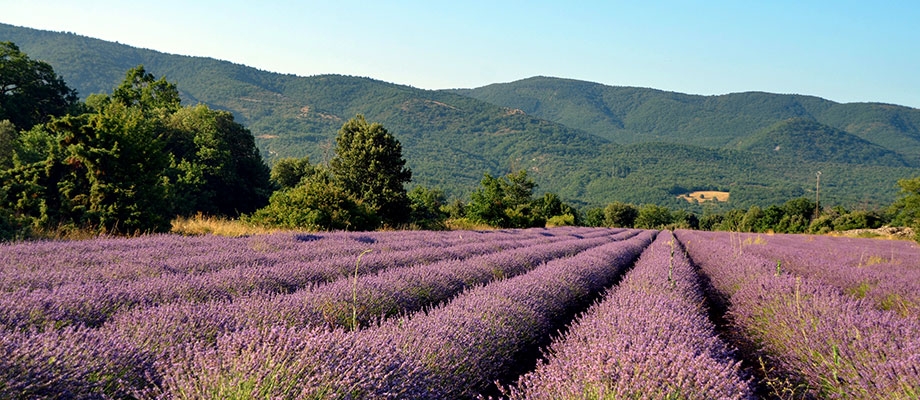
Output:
[170,214,291,236]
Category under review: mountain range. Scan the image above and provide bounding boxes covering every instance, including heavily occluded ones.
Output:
[3,22,920,211]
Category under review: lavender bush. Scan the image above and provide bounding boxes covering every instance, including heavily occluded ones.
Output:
[505,231,754,399]
[0,326,157,398]
[0,228,571,330]
[157,230,656,398]
[676,229,920,399]
[104,229,633,355]
[731,232,920,318]
[0,227,630,398]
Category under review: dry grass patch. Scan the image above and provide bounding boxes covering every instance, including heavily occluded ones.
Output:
[678,191,730,203]
[171,214,292,237]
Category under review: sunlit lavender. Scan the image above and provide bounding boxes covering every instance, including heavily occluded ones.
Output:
[505,231,755,399]
[677,229,920,399]
[3,227,919,398]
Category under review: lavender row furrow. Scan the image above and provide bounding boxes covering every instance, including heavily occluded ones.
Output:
[0,326,157,399]
[506,232,755,399]
[676,230,920,399]
[0,228,568,291]
[734,232,920,318]
[157,230,657,398]
[0,229,585,330]
[104,229,638,354]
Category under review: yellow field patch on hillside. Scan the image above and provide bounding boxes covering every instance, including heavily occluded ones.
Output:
[678,191,730,203]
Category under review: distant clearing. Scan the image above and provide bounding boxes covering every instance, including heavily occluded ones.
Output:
[678,191,730,203]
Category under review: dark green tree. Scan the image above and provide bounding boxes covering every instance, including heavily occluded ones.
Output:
[698,211,723,231]
[670,209,699,229]
[108,65,181,115]
[467,170,544,228]
[0,42,79,131]
[889,176,920,240]
[604,201,638,228]
[42,102,172,233]
[504,170,537,207]
[467,173,508,227]
[532,192,578,226]
[783,197,817,223]
[634,204,673,229]
[0,120,14,169]
[583,207,606,227]
[330,115,412,226]
[247,170,378,231]
[1,65,275,237]
[270,156,315,190]
[408,185,449,229]
[739,205,765,232]
[164,104,272,216]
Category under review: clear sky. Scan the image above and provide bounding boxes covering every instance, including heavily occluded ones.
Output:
[2,0,919,108]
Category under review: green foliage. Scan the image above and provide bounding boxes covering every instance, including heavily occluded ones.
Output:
[4,103,174,234]
[330,115,412,226]
[831,210,881,231]
[270,157,315,189]
[0,57,273,239]
[246,171,378,231]
[467,173,513,228]
[109,66,181,114]
[467,170,539,228]
[0,41,79,131]
[634,204,673,229]
[604,201,638,228]
[739,206,765,232]
[546,213,576,227]
[164,104,272,216]
[407,185,449,230]
[0,120,15,169]
[582,207,605,227]
[466,170,581,228]
[889,176,920,240]
[737,118,911,167]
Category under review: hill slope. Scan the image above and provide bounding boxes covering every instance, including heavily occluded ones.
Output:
[3,23,918,210]
[455,76,920,163]
[737,118,910,167]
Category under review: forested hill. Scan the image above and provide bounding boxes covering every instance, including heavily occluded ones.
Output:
[3,22,920,210]
[454,76,920,163]
[0,23,609,196]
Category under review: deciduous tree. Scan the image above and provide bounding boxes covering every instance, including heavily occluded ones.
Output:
[330,115,411,226]
[0,42,79,131]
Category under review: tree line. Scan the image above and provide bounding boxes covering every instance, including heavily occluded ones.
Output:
[1,42,273,239]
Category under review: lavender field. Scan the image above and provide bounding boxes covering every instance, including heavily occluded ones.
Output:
[1,228,919,399]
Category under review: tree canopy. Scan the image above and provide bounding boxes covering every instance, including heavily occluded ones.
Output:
[330,115,412,226]
[465,169,576,228]
[0,60,272,238]
[0,41,79,131]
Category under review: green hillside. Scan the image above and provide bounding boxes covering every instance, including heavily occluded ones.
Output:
[3,23,918,211]
[456,76,920,162]
[736,118,910,167]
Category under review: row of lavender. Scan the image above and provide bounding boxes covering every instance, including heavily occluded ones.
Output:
[1,228,584,291]
[676,230,920,399]
[109,228,639,355]
[0,227,649,398]
[157,230,657,398]
[1,228,607,330]
[504,231,755,398]
[735,232,920,318]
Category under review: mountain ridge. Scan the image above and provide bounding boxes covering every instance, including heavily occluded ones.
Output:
[454,76,920,161]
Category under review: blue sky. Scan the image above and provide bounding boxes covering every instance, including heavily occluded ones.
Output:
[3,0,919,108]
